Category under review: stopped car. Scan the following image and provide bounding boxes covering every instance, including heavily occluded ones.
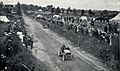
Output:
[58,47,74,61]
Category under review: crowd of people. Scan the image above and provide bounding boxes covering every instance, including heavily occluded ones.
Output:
[0,14,34,71]
[41,15,119,46]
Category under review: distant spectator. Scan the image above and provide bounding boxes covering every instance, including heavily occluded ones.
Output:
[104,26,108,33]
[30,38,33,49]
[90,20,94,27]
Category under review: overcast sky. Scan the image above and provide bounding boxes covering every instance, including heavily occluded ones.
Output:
[1,0,120,11]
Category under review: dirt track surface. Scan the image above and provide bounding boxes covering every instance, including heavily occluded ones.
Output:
[23,15,108,71]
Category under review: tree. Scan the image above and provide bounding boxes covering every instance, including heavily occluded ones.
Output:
[67,7,71,15]
[61,8,65,13]
[73,8,77,15]
[51,7,55,14]
[0,1,3,13]
[16,2,21,15]
[42,7,47,12]
[0,1,3,9]
[47,5,53,12]
[81,10,85,16]
[38,6,42,9]
[55,7,60,15]
[34,5,39,10]
[103,10,108,16]
[28,4,35,10]
[21,4,28,14]
[88,9,92,16]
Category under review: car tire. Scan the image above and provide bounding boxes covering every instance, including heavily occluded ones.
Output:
[71,55,74,61]
[58,51,60,56]
[63,55,65,61]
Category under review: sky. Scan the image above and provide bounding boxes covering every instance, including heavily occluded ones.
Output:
[1,0,120,11]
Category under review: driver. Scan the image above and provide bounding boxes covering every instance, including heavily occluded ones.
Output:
[61,45,70,52]
[61,45,66,52]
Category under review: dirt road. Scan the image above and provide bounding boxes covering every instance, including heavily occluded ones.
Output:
[23,15,108,71]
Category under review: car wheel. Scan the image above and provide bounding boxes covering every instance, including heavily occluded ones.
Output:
[62,55,65,61]
[71,55,74,61]
[58,51,60,56]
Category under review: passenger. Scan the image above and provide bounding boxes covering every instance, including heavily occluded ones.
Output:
[65,47,70,50]
[61,45,66,52]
